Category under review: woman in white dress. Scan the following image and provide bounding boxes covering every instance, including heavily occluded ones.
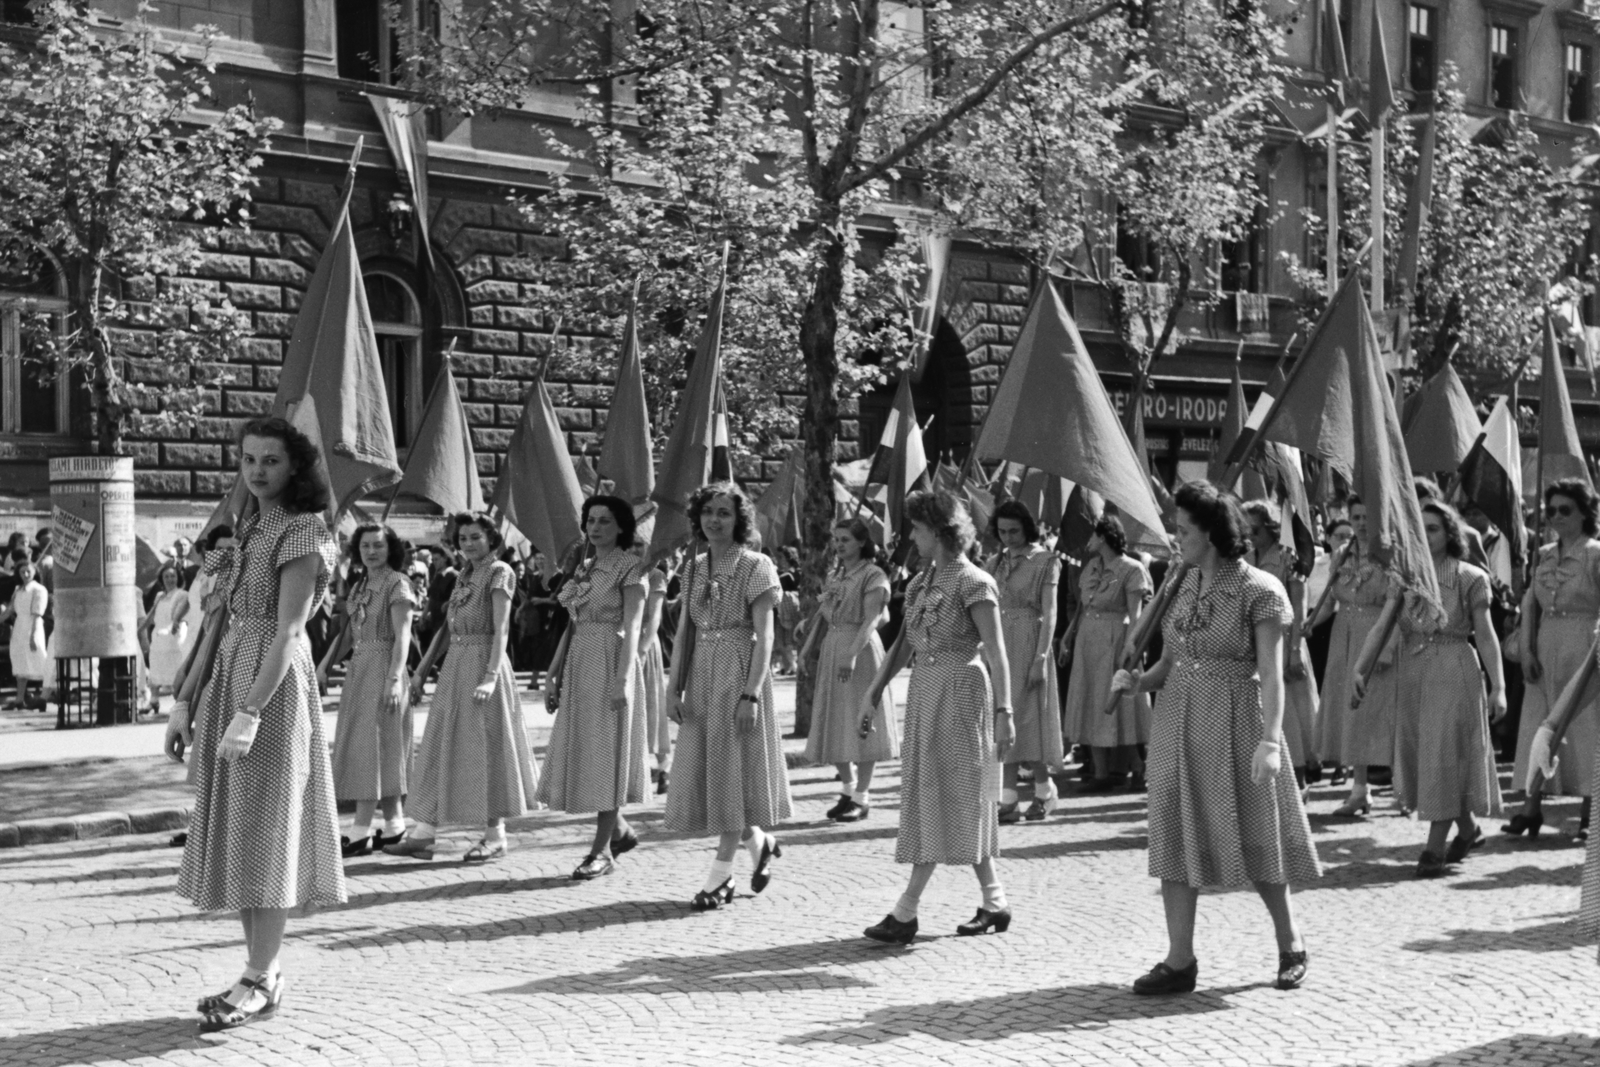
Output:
[142,563,191,693]
[4,558,48,708]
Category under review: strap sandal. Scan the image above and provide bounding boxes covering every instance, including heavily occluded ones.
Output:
[199,973,284,1032]
[463,839,508,864]
[691,878,734,911]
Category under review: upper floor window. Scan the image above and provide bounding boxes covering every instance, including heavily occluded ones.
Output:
[338,0,428,84]
[0,261,69,437]
[364,272,422,448]
[1408,5,1437,99]
[1490,25,1518,110]
[1568,43,1594,123]
[1115,204,1163,283]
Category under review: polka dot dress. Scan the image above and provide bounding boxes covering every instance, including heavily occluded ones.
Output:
[1251,544,1320,768]
[1062,554,1151,748]
[1146,559,1321,888]
[329,568,418,802]
[177,508,346,911]
[408,560,541,826]
[663,547,794,834]
[536,551,650,813]
[804,561,898,765]
[1513,539,1600,798]
[1316,549,1397,765]
[895,558,1001,866]
[986,546,1063,767]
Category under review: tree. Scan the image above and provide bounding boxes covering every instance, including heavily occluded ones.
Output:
[0,1,278,455]
[399,0,1124,732]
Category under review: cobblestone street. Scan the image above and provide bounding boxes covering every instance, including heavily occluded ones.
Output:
[3,735,1600,1067]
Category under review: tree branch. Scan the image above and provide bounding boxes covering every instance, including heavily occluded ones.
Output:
[841,0,1120,195]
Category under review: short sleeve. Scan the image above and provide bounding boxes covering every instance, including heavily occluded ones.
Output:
[386,572,419,611]
[744,552,782,605]
[645,568,668,597]
[960,566,999,610]
[1243,570,1292,628]
[30,585,47,617]
[276,513,334,572]
[863,567,890,599]
[1040,554,1062,586]
[1461,564,1491,613]
[1122,560,1151,601]
[618,555,646,591]
[487,560,516,599]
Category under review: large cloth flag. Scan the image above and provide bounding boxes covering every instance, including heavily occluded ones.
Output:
[1539,310,1592,488]
[1396,111,1436,300]
[491,376,585,577]
[368,94,434,270]
[754,448,805,550]
[864,375,931,540]
[975,279,1165,537]
[1322,0,1350,105]
[392,360,484,516]
[1369,7,1396,120]
[710,379,732,482]
[648,268,727,563]
[1209,357,1248,486]
[1460,396,1528,571]
[1262,272,1440,614]
[910,232,952,379]
[596,282,655,510]
[1402,360,1481,474]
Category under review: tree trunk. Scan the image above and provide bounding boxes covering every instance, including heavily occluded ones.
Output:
[78,259,120,456]
[792,216,850,738]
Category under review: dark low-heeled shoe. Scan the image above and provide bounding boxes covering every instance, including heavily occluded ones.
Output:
[863,913,918,944]
[1445,826,1485,863]
[610,828,640,857]
[1416,850,1447,878]
[691,878,734,911]
[997,802,1022,824]
[1502,812,1544,840]
[955,907,1012,936]
[340,834,373,859]
[825,794,853,820]
[199,974,284,1032]
[1132,959,1198,995]
[751,836,782,894]
[1275,949,1308,990]
[834,800,869,823]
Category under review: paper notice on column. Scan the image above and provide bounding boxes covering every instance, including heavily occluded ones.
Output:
[52,505,95,574]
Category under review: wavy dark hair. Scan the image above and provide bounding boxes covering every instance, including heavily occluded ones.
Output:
[349,523,406,573]
[1546,478,1599,536]
[1094,515,1129,557]
[198,524,234,552]
[582,495,638,548]
[154,560,185,590]
[238,416,331,515]
[1420,500,1466,559]
[687,481,755,545]
[904,489,976,554]
[833,518,882,566]
[452,511,505,552]
[1242,499,1282,541]
[989,499,1040,544]
[1174,481,1250,561]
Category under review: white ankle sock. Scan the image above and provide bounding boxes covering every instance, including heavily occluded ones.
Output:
[485,824,507,846]
[891,893,920,922]
[383,818,405,836]
[703,858,734,893]
[743,828,767,865]
[1000,788,1018,806]
[410,821,436,840]
[852,790,869,806]
[981,879,1008,912]
[1036,780,1055,803]
[348,820,372,840]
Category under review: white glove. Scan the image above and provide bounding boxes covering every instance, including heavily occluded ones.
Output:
[217,711,260,762]
[1110,669,1140,695]
[1251,740,1282,785]
[1526,724,1559,792]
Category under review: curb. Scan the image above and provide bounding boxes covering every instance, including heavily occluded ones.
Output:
[0,806,189,849]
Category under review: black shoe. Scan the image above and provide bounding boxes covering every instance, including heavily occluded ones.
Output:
[572,853,615,880]
[751,835,782,894]
[864,913,918,944]
[955,907,1012,936]
[1416,850,1447,878]
[199,974,284,1032]
[610,828,640,857]
[340,834,373,858]
[1023,798,1049,821]
[1133,959,1198,995]
[691,878,734,911]
[1501,812,1544,840]
[1445,826,1485,863]
[834,799,869,823]
[1275,949,1308,990]
[825,794,855,820]
[168,831,188,848]
[374,828,406,849]
[998,802,1022,824]
[655,770,669,796]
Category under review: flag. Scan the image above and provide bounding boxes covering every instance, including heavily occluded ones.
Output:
[1460,396,1528,571]
[1210,358,1248,487]
[1395,111,1436,300]
[1402,360,1482,474]
[1056,484,1106,560]
[1262,272,1440,614]
[975,280,1165,536]
[596,282,655,510]
[754,448,805,550]
[931,457,962,494]
[1369,6,1396,121]
[1256,441,1317,578]
[1323,0,1350,106]
[368,94,434,270]
[275,205,402,519]
[1015,468,1072,528]
[865,375,931,539]
[1222,359,1289,473]
[910,232,951,378]
[647,269,726,562]
[491,376,585,578]
[1540,310,1593,488]
[392,360,484,515]
[710,379,732,482]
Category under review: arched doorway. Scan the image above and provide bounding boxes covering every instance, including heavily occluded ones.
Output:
[856,317,975,467]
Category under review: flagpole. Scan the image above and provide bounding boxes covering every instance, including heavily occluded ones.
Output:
[334,137,365,229]
[1370,115,1384,318]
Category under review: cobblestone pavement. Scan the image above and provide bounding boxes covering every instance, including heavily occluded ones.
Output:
[3,758,1600,1067]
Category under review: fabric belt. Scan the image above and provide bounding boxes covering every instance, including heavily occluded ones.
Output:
[701,626,754,642]
[1173,657,1257,680]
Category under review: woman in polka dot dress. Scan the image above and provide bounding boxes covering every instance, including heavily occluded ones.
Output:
[1243,501,1320,792]
[986,500,1063,821]
[663,482,792,909]
[1354,501,1505,878]
[321,524,416,857]
[174,417,345,1032]
[863,490,1015,944]
[538,496,650,880]
[389,513,540,862]
[805,518,897,823]
[1113,482,1317,994]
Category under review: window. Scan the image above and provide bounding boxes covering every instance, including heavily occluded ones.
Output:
[0,262,69,437]
[338,0,424,84]
[364,273,422,448]
[1220,210,1266,294]
[1115,204,1163,282]
[1336,0,1352,62]
[1408,5,1436,98]
[1569,43,1594,123]
[1490,25,1518,110]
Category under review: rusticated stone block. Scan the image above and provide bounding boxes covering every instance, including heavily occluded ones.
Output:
[225,390,273,415]
[471,329,521,353]
[135,470,191,495]
[224,282,280,309]
[163,443,223,468]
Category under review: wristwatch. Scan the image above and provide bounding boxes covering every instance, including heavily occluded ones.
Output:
[739,693,759,704]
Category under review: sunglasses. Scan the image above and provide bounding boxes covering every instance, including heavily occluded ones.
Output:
[1547,504,1576,518]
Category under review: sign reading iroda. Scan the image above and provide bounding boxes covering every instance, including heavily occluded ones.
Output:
[1107,389,1231,429]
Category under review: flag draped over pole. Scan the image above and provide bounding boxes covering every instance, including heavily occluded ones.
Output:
[596,278,655,511]
[1261,272,1440,614]
[1396,110,1436,301]
[1539,309,1593,488]
[910,232,951,379]
[1459,396,1527,572]
[491,374,586,577]
[1369,7,1396,318]
[710,379,732,482]
[647,252,728,563]
[368,95,434,271]
[390,358,484,517]
[1210,349,1248,488]
[864,375,931,541]
[754,447,805,550]
[975,279,1166,537]
[1402,360,1482,475]
[1323,0,1348,295]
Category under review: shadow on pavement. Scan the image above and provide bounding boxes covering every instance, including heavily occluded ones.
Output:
[783,982,1250,1045]
[1399,917,1584,955]
[325,897,697,950]
[0,1016,208,1066]
[1389,1032,1600,1065]
[1000,833,1147,861]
